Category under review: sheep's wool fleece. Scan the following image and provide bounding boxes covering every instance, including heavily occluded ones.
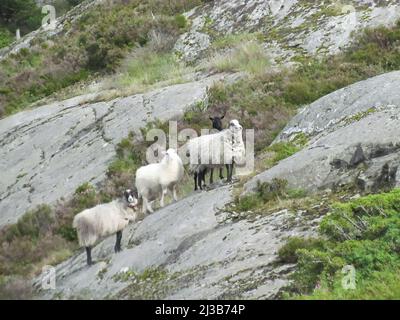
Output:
[136,151,184,198]
[186,127,245,170]
[160,151,184,186]
[73,200,136,247]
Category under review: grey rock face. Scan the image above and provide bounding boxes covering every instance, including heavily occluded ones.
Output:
[0,75,224,227]
[174,0,400,62]
[245,71,400,194]
[34,185,318,300]
[275,71,400,142]
[174,31,211,63]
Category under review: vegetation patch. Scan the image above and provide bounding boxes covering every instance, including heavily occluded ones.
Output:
[205,41,270,75]
[234,178,290,212]
[113,49,190,92]
[113,267,175,299]
[264,133,308,167]
[343,107,377,125]
[0,28,13,49]
[0,0,42,36]
[278,237,326,264]
[198,20,400,153]
[281,189,400,299]
[0,0,205,118]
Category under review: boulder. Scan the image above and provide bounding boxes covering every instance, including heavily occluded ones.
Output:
[245,71,400,194]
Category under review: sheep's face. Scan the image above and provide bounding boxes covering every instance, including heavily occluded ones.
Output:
[124,189,138,209]
[162,148,178,161]
[229,119,243,132]
[209,116,224,131]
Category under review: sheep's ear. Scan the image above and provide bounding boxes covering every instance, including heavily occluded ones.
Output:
[220,115,225,119]
[209,117,214,121]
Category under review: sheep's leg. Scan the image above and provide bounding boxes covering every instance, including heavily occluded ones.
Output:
[202,169,207,188]
[198,172,203,190]
[225,164,229,181]
[194,173,198,191]
[114,230,122,253]
[160,188,167,207]
[219,167,224,180]
[142,198,147,215]
[210,168,214,184]
[173,185,178,201]
[227,164,233,182]
[86,247,92,266]
[143,197,153,214]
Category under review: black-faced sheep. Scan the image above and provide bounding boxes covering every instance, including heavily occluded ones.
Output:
[72,189,139,266]
[185,119,246,190]
[135,148,184,215]
[209,114,224,131]
[194,114,227,190]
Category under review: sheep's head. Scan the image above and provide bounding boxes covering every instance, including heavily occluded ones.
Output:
[229,119,243,132]
[123,189,139,209]
[209,115,224,131]
[161,148,179,162]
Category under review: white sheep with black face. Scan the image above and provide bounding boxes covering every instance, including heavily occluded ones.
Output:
[72,189,139,266]
[135,148,184,215]
[183,119,246,189]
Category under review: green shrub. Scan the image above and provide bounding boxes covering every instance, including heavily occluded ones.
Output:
[118,51,186,87]
[266,142,301,166]
[207,41,270,75]
[0,0,200,117]
[291,249,345,294]
[0,28,13,49]
[5,205,53,242]
[234,178,289,212]
[0,0,42,35]
[0,276,33,300]
[174,14,187,29]
[283,189,400,299]
[320,189,400,241]
[300,267,400,300]
[278,237,325,263]
[107,135,144,178]
[256,178,288,202]
[286,188,308,199]
[234,194,263,212]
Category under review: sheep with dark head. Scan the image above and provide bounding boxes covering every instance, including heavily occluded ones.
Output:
[194,114,228,190]
[72,189,139,266]
[184,119,246,191]
[209,114,225,131]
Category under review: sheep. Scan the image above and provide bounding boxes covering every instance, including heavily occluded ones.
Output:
[72,189,139,266]
[135,148,184,215]
[194,114,229,190]
[184,119,245,190]
[208,113,229,184]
